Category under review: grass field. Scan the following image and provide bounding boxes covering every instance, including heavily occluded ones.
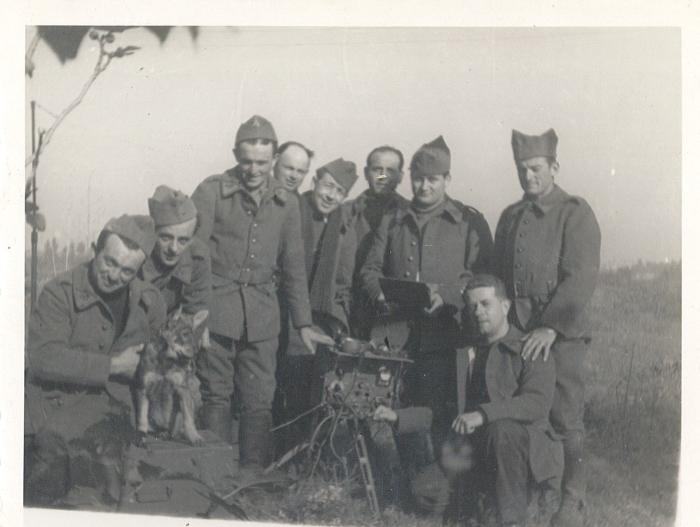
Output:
[25,247,681,526]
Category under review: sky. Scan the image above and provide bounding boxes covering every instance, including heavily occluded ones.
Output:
[24,27,681,267]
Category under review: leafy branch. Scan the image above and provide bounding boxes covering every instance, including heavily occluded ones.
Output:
[25,30,140,176]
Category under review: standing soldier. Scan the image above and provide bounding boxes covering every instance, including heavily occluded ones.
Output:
[276,158,358,453]
[140,185,211,318]
[361,136,493,448]
[192,115,331,473]
[24,215,166,506]
[348,145,409,338]
[493,129,601,527]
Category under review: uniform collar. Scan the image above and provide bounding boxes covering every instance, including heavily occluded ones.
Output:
[492,324,525,355]
[522,184,569,215]
[220,167,288,205]
[141,248,193,285]
[72,262,150,311]
[398,196,461,224]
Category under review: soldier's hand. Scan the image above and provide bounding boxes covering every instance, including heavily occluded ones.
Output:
[451,411,484,435]
[110,344,145,378]
[424,285,444,316]
[521,327,557,361]
[300,326,334,354]
[199,326,211,350]
[373,405,398,424]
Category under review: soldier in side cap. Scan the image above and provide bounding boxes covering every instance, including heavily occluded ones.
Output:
[493,129,601,527]
[275,158,359,454]
[140,185,211,319]
[24,214,167,507]
[347,145,409,339]
[192,115,332,473]
[361,135,493,453]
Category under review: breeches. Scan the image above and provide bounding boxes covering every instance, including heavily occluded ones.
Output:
[197,332,278,416]
[550,338,589,434]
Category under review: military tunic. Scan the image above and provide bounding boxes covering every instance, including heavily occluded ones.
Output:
[347,189,409,338]
[360,196,493,443]
[139,237,211,316]
[493,184,601,435]
[24,263,166,504]
[192,169,312,418]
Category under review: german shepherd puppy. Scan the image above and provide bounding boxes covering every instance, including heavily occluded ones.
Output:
[135,308,208,445]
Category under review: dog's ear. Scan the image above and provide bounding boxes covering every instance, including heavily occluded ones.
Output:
[192,309,209,330]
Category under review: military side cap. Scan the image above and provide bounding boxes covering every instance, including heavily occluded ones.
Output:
[511,128,558,160]
[103,214,156,256]
[410,135,451,175]
[317,158,358,194]
[148,185,197,227]
[235,114,277,145]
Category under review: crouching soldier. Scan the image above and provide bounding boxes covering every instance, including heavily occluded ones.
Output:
[24,215,166,507]
[374,274,562,527]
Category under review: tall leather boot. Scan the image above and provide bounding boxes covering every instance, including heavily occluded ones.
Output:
[202,404,232,444]
[239,411,273,470]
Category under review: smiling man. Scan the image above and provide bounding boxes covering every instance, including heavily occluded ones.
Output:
[276,158,358,453]
[25,215,166,506]
[140,185,211,317]
[493,129,601,527]
[361,136,493,448]
[273,141,314,193]
[191,115,331,472]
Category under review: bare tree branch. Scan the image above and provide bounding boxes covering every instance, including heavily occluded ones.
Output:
[25,31,41,77]
[25,33,117,175]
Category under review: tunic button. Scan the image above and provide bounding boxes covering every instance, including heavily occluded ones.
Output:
[404,271,411,277]
[519,232,526,237]
[102,324,108,330]
[250,254,256,259]
[411,241,417,247]
[251,238,257,243]
[515,263,522,269]
[247,210,252,216]
[517,247,524,253]
[99,343,105,350]
[408,256,414,262]
[523,220,529,225]
[252,223,258,228]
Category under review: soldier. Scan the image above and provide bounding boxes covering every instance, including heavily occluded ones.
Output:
[192,115,331,473]
[273,141,314,193]
[361,135,493,448]
[493,129,601,527]
[276,157,358,453]
[140,185,211,318]
[348,145,409,338]
[24,215,166,506]
[374,274,563,527]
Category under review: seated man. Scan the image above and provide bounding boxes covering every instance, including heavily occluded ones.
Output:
[374,274,562,527]
[24,215,166,507]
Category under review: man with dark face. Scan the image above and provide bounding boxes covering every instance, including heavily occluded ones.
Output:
[361,136,493,447]
[25,215,166,506]
[348,146,409,338]
[275,158,358,453]
[273,141,314,193]
[140,185,211,317]
[192,115,331,473]
[493,129,601,527]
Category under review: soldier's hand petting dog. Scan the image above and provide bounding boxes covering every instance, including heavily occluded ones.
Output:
[452,411,484,435]
[109,343,145,378]
[521,327,557,361]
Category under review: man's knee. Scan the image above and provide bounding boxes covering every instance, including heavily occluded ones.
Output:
[485,419,528,454]
[197,332,235,406]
